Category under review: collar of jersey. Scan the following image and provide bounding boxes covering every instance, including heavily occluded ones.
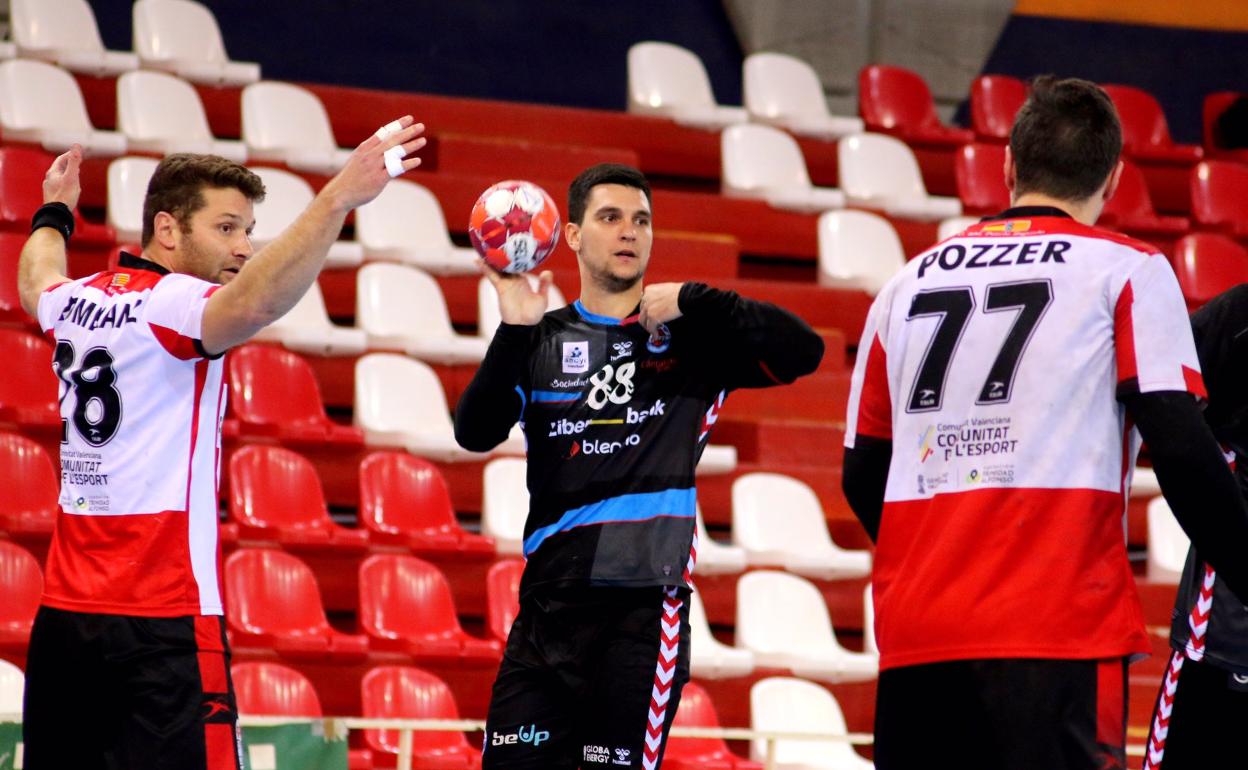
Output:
[982,206,1073,222]
[573,299,641,326]
[117,251,172,276]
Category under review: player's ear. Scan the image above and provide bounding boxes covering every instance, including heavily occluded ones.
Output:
[153,211,180,251]
[564,221,581,253]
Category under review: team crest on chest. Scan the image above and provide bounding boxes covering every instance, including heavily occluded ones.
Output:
[563,341,589,373]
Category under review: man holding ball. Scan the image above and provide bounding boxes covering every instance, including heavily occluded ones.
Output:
[456,163,824,770]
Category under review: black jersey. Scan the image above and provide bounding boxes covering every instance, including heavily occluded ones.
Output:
[455,282,823,597]
[1170,284,1248,671]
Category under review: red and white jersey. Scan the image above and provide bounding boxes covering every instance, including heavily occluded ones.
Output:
[845,210,1205,670]
[36,253,227,617]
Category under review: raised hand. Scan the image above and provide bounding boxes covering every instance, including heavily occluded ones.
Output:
[320,115,427,212]
[481,261,553,326]
[43,144,84,210]
[639,282,685,333]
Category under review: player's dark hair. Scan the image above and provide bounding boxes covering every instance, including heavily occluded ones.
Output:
[1009,76,1122,202]
[568,163,652,225]
[141,154,266,248]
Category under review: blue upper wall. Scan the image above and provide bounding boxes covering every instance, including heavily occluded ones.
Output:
[90,0,744,111]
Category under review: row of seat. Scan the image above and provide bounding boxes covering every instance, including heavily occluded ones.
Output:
[6,0,258,84]
[0,537,874,689]
[0,654,870,770]
[631,41,1238,163]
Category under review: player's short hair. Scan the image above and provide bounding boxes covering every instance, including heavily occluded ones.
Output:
[568,163,652,225]
[140,154,266,248]
[1009,76,1122,202]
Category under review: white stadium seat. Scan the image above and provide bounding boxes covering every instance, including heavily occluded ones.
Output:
[0,658,23,716]
[838,133,962,221]
[689,589,755,679]
[743,52,865,141]
[1131,465,1162,498]
[107,157,160,244]
[252,281,367,357]
[817,210,907,296]
[116,71,248,163]
[355,354,521,462]
[482,458,529,555]
[736,570,877,683]
[0,59,127,156]
[250,167,363,268]
[12,0,138,77]
[356,263,488,365]
[242,82,352,174]
[750,677,874,770]
[626,41,747,131]
[863,584,878,656]
[732,473,871,580]
[355,180,479,275]
[132,0,260,86]
[478,275,567,341]
[693,504,748,575]
[1147,496,1190,584]
[721,124,844,213]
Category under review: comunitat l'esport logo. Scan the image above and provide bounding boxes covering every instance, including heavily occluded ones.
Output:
[491,724,550,747]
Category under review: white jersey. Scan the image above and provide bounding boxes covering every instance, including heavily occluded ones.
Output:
[36,253,227,616]
[845,210,1204,670]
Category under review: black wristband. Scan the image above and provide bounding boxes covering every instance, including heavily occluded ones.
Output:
[31,202,74,244]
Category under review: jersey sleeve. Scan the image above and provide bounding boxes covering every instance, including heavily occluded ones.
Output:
[142,274,222,360]
[35,280,79,334]
[1114,253,1205,399]
[845,291,894,447]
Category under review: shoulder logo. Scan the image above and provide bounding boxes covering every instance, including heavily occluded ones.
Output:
[562,341,589,373]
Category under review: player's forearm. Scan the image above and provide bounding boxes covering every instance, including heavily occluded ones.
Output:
[678,282,824,384]
[226,192,351,326]
[842,436,892,543]
[1127,390,1248,604]
[454,323,535,451]
[18,227,69,316]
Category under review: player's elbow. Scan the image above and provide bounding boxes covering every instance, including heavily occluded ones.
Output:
[453,415,502,453]
[793,332,825,378]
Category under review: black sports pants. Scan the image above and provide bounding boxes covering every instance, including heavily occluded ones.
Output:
[482,584,692,769]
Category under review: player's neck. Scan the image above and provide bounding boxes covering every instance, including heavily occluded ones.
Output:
[139,248,177,274]
[578,283,643,320]
[1010,192,1103,227]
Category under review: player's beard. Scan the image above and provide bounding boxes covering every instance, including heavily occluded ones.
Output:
[180,229,231,285]
[587,261,643,294]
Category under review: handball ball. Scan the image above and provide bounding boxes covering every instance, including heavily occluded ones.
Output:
[468,180,561,274]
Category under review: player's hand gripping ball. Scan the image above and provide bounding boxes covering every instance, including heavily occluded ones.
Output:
[468,180,561,274]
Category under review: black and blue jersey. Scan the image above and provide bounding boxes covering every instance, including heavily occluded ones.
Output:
[455,282,823,597]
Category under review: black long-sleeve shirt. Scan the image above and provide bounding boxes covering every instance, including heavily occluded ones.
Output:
[456,282,823,597]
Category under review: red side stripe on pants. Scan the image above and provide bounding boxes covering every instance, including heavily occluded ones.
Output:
[194,616,242,770]
[1096,658,1125,749]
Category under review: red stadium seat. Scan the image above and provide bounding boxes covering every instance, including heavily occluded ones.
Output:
[1171,233,1248,309]
[0,431,59,536]
[0,232,38,329]
[954,143,1009,214]
[665,682,763,770]
[357,554,502,664]
[233,661,371,769]
[1101,84,1203,164]
[1203,91,1248,162]
[360,666,482,770]
[1191,160,1248,238]
[223,548,369,660]
[0,147,116,246]
[225,344,363,446]
[0,541,43,656]
[358,452,495,558]
[858,65,972,147]
[233,661,323,717]
[0,328,60,431]
[1100,160,1190,237]
[228,444,369,551]
[485,559,523,643]
[970,75,1026,143]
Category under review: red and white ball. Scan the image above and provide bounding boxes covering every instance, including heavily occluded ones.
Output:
[468,180,561,274]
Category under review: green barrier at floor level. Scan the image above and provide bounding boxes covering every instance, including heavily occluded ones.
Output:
[0,722,20,770]
[242,720,348,770]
